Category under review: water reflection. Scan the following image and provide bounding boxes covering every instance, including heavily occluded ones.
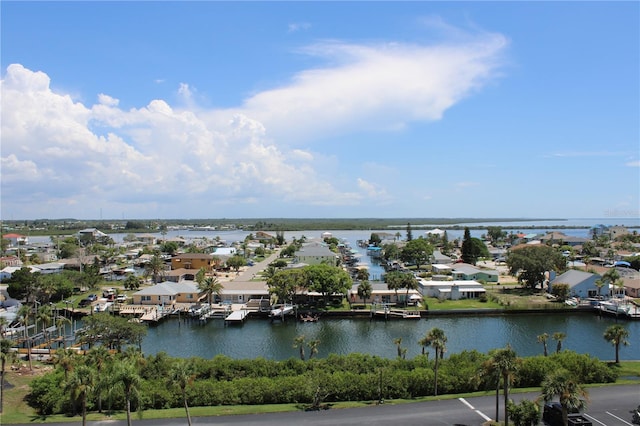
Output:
[141,313,639,361]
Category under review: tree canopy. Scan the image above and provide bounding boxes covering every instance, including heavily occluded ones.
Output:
[506,245,566,289]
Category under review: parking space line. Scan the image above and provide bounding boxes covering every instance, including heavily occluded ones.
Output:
[584,413,608,426]
[458,397,491,422]
[606,411,634,426]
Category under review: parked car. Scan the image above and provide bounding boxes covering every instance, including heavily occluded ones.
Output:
[543,402,591,426]
[115,294,127,303]
[87,294,98,301]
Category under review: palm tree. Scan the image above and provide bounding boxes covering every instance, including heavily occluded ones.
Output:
[56,316,72,349]
[17,304,32,371]
[168,359,196,426]
[0,317,8,339]
[418,335,430,357]
[603,324,630,364]
[537,333,549,356]
[308,339,320,359]
[293,335,306,361]
[66,364,96,426]
[357,280,373,307]
[491,345,519,426]
[145,254,165,283]
[54,348,78,381]
[198,276,223,307]
[552,332,566,353]
[479,350,501,422]
[540,369,588,426]
[423,328,447,396]
[86,346,111,413]
[110,360,142,426]
[36,304,53,348]
[0,338,17,414]
[594,278,605,299]
[356,268,370,282]
[602,268,621,298]
[402,274,419,307]
[393,337,403,358]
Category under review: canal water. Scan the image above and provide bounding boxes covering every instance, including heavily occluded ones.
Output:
[141,313,640,361]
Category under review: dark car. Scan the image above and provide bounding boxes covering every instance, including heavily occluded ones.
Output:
[543,402,591,426]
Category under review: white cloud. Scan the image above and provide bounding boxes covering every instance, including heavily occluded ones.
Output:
[98,93,119,106]
[0,63,353,218]
[0,23,508,218]
[224,32,507,145]
[288,22,311,33]
[625,160,640,167]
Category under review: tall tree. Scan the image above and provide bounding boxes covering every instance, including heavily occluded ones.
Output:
[198,276,223,307]
[537,333,549,357]
[308,339,320,359]
[110,360,142,426]
[492,345,519,426]
[66,364,96,426]
[293,335,306,361]
[506,245,567,289]
[540,369,588,426]
[400,238,434,270]
[86,346,112,413]
[145,254,165,283]
[406,223,413,241]
[423,328,447,396]
[461,227,477,265]
[17,304,33,371]
[356,280,372,306]
[603,324,630,364]
[552,332,566,353]
[0,339,17,414]
[167,359,196,426]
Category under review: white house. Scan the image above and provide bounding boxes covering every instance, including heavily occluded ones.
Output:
[417,279,486,300]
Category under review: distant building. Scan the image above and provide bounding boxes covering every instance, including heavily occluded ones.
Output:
[549,269,600,299]
[2,233,28,247]
[171,253,217,271]
[294,243,339,266]
[132,281,202,305]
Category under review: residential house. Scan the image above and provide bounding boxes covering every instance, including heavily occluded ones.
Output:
[294,243,339,266]
[622,278,640,298]
[219,281,269,304]
[0,256,23,267]
[171,253,217,271]
[549,269,600,299]
[137,234,157,245]
[609,226,629,240]
[417,278,486,300]
[2,233,28,247]
[451,263,499,283]
[539,232,588,247]
[132,281,203,305]
[77,228,108,239]
[348,282,421,305]
[164,268,199,283]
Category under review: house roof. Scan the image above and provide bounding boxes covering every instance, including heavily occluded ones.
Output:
[174,253,214,260]
[452,263,498,276]
[551,269,599,287]
[2,233,25,238]
[295,244,336,257]
[134,281,200,296]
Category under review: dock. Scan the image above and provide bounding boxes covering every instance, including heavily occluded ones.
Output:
[371,303,422,320]
[225,309,249,323]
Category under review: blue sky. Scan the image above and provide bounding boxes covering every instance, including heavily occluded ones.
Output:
[1,2,638,220]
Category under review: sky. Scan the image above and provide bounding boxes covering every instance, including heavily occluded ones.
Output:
[1,2,638,221]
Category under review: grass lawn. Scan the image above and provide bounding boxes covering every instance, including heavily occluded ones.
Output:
[426,298,502,310]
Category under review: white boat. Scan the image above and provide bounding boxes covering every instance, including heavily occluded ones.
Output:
[269,305,294,317]
[596,300,640,319]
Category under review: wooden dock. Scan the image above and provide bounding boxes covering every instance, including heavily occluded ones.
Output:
[371,306,421,320]
[225,309,249,323]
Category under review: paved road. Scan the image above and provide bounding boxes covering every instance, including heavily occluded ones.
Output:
[34,384,639,426]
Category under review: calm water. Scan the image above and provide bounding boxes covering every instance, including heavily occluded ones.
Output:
[141,313,640,361]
